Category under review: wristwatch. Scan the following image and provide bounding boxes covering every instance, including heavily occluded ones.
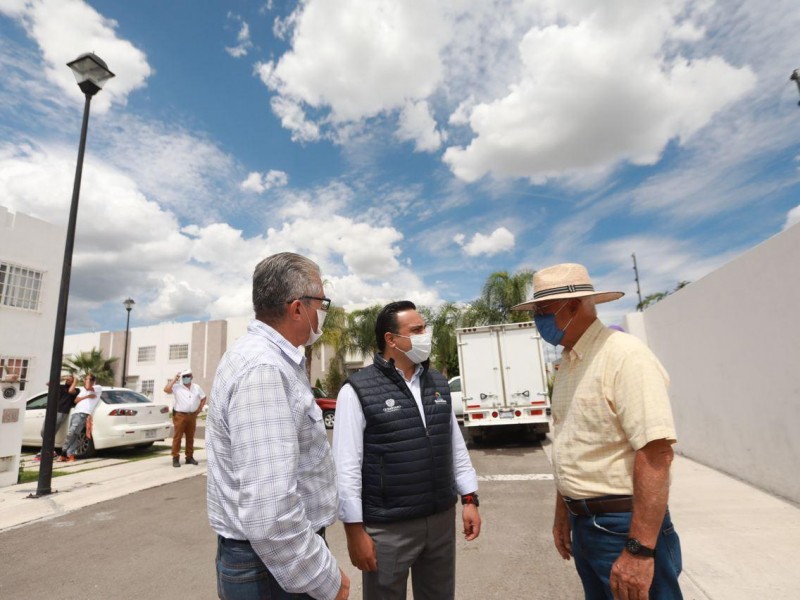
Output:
[461,493,479,507]
[625,537,655,558]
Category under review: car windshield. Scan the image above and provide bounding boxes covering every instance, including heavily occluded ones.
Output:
[101,390,153,405]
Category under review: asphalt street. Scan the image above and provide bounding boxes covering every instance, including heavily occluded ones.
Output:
[0,432,583,600]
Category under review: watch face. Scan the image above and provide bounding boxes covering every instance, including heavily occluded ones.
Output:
[626,538,641,554]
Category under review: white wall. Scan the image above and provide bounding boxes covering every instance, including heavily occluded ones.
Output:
[630,223,800,504]
[0,206,64,397]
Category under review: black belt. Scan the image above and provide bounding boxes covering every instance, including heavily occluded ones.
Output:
[220,528,326,546]
[174,411,195,415]
[564,495,633,516]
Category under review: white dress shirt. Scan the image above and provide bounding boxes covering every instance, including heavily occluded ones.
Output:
[206,319,340,600]
[332,363,478,523]
[171,381,205,412]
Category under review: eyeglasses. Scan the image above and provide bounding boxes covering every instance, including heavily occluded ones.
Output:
[530,301,567,317]
[287,295,331,311]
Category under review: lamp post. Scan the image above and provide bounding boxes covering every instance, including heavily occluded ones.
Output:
[792,69,800,106]
[34,53,114,498]
[122,298,135,387]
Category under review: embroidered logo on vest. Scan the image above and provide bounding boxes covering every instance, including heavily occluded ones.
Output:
[383,398,401,413]
[434,391,446,404]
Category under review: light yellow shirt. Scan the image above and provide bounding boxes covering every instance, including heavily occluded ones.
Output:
[551,319,676,499]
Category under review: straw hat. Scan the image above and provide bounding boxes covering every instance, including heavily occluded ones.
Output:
[511,263,624,311]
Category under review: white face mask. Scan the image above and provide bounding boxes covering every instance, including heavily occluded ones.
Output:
[302,306,327,346]
[394,331,432,364]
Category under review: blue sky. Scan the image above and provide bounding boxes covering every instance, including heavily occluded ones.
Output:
[1,0,799,333]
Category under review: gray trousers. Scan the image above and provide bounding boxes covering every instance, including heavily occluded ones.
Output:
[41,412,69,442]
[363,505,456,600]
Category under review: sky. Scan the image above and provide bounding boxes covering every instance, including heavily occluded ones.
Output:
[1,0,799,334]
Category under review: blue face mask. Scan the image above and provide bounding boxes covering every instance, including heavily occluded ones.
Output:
[182,376,192,385]
[533,302,572,347]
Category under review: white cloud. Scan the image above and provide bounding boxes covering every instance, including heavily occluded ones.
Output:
[225,14,253,58]
[0,0,151,114]
[454,227,515,256]
[443,6,757,183]
[784,205,800,231]
[396,100,444,152]
[241,170,289,193]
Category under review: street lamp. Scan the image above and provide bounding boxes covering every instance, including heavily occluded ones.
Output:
[34,53,114,498]
[122,298,135,387]
[792,69,800,106]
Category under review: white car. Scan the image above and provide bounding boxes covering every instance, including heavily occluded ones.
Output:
[22,387,173,458]
[448,376,464,421]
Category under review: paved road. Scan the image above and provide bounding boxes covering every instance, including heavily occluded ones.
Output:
[0,433,583,600]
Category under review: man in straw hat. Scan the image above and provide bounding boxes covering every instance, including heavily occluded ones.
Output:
[512,263,682,599]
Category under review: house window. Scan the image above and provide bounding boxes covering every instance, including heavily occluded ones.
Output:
[140,379,155,398]
[169,344,189,360]
[137,346,156,362]
[0,357,30,386]
[0,262,43,310]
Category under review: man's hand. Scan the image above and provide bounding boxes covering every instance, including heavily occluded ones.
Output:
[462,504,481,541]
[553,492,572,560]
[609,553,654,600]
[343,523,377,571]
[334,568,350,600]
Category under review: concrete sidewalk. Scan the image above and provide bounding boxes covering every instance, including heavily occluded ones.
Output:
[1,448,798,599]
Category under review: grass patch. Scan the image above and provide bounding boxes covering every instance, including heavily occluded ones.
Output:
[18,469,69,484]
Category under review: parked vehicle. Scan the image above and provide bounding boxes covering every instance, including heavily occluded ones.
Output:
[22,387,173,458]
[448,376,464,421]
[457,321,550,443]
[312,387,336,429]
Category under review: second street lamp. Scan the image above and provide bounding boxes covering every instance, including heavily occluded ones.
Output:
[35,53,114,498]
[122,298,135,387]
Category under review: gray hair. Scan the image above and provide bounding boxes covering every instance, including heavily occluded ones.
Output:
[253,252,322,324]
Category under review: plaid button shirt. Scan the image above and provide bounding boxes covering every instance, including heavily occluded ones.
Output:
[206,319,340,599]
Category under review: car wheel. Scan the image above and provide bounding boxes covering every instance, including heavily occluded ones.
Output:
[323,410,335,429]
[75,428,96,458]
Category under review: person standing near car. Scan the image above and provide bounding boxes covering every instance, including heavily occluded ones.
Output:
[510,263,682,599]
[60,373,102,462]
[36,374,77,460]
[206,252,349,600]
[164,369,206,468]
[332,300,481,600]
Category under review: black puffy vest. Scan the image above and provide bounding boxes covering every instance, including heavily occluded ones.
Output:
[346,354,456,524]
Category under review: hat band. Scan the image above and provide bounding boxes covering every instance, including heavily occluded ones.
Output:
[533,283,595,299]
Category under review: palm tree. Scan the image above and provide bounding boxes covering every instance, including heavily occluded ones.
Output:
[62,347,117,385]
[462,269,534,326]
[428,302,461,378]
[345,305,382,359]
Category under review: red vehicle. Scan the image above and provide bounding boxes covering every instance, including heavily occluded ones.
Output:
[312,387,336,429]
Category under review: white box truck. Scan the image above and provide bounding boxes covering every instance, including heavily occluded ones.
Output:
[457,321,550,442]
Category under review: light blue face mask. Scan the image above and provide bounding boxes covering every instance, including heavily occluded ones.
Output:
[182,376,192,385]
[533,302,572,347]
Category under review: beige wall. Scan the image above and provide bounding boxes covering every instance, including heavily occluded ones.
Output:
[627,223,800,503]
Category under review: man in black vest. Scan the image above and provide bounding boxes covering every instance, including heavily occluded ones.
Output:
[332,300,481,600]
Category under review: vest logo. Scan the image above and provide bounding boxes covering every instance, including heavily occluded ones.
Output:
[383,398,402,413]
[434,391,447,404]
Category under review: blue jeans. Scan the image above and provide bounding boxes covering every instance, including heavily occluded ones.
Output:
[62,413,88,457]
[216,536,314,600]
[570,511,683,600]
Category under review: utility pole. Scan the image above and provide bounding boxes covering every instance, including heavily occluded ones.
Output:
[792,69,800,106]
[632,253,643,311]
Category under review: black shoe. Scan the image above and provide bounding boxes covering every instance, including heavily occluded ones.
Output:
[172,457,181,468]
[185,457,198,465]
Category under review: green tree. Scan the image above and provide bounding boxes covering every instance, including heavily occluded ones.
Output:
[461,269,533,326]
[62,347,117,385]
[427,302,461,378]
[345,305,382,359]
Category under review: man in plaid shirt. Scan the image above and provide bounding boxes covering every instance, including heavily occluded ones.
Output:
[206,252,350,600]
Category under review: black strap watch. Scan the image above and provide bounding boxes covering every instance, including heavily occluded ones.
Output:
[625,537,655,558]
[461,493,479,507]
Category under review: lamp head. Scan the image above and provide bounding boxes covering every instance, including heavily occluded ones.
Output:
[67,52,115,96]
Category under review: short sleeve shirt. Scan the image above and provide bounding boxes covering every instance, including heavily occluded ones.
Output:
[551,319,677,499]
[172,382,206,412]
[74,385,102,415]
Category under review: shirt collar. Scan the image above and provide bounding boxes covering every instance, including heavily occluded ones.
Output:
[248,319,306,367]
[395,362,424,383]
[565,318,605,362]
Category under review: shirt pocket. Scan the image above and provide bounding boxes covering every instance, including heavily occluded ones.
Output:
[566,393,617,444]
[307,399,323,424]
